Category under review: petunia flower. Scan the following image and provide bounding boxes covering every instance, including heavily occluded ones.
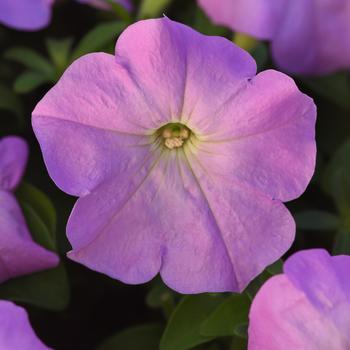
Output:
[32,18,316,293]
[0,136,59,283]
[248,249,350,349]
[0,300,51,349]
[0,0,131,31]
[0,0,54,31]
[198,0,350,75]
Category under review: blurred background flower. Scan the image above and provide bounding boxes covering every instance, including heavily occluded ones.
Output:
[198,0,350,75]
[249,249,350,349]
[0,300,52,349]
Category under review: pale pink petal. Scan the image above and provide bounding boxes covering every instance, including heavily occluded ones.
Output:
[32,53,156,196]
[196,70,316,202]
[67,151,237,292]
[115,18,256,126]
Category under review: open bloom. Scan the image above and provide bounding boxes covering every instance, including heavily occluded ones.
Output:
[0,0,131,31]
[249,249,350,349]
[32,18,316,293]
[0,300,51,349]
[198,0,350,75]
[0,136,59,283]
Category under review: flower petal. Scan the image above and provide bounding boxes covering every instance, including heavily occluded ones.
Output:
[66,149,165,284]
[0,137,28,191]
[197,70,316,202]
[0,300,51,350]
[184,151,295,291]
[0,191,59,283]
[284,249,350,340]
[272,0,350,74]
[0,0,53,31]
[198,0,286,40]
[67,143,294,292]
[32,53,154,196]
[67,150,238,293]
[115,18,256,125]
[248,274,349,350]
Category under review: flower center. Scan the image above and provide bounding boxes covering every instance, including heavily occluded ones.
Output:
[157,123,192,150]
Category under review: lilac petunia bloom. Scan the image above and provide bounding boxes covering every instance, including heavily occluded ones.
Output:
[249,249,350,349]
[0,0,131,31]
[32,18,316,294]
[198,0,350,75]
[0,136,59,283]
[0,300,51,349]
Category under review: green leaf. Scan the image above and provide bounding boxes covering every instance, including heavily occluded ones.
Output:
[193,7,227,36]
[138,0,172,18]
[200,294,250,337]
[0,264,70,311]
[16,182,57,250]
[160,294,224,350]
[46,38,74,77]
[333,229,350,255]
[295,210,339,231]
[301,72,350,110]
[146,281,175,318]
[13,71,50,93]
[233,33,258,52]
[71,21,127,60]
[251,43,268,71]
[0,84,23,124]
[230,336,247,350]
[4,47,54,77]
[105,1,132,22]
[233,323,248,339]
[97,324,163,350]
[266,259,283,275]
[245,270,272,300]
[322,138,350,214]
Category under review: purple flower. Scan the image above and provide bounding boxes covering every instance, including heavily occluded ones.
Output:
[249,249,350,349]
[0,0,131,31]
[0,136,59,283]
[0,0,54,31]
[0,300,51,349]
[32,18,316,293]
[198,0,350,75]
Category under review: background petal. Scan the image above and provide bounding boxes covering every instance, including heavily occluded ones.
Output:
[0,300,51,350]
[272,0,350,74]
[0,0,53,31]
[198,0,286,40]
[284,249,350,341]
[248,274,348,350]
[0,136,28,192]
[0,191,59,283]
